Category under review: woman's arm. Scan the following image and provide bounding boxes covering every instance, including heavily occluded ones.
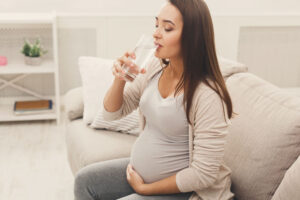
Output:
[103,77,126,112]
[175,90,230,192]
[102,54,161,121]
[102,52,146,121]
[102,71,147,121]
[141,174,180,195]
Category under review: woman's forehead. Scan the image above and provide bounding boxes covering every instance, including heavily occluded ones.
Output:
[156,3,183,26]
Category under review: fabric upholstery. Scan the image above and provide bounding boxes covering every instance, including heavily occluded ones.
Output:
[271,155,300,200]
[64,87,84,121]
[218,56,248,78]
[78,56,114,124]
[91,109,140,135]
[65,119,137,175]
[224,72,300,200]
[78,56,142,135]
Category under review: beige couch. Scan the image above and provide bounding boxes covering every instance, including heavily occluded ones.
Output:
[64,72,300,200]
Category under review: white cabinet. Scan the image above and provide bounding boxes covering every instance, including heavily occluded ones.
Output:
[0,12,60,123]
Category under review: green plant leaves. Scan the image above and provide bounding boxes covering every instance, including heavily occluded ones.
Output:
[21,38,47,57]
[21,40,31,57]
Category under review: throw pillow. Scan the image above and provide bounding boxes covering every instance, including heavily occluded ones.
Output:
[79,56,140,135]
[91,109,140,135]
[79,56,114,124]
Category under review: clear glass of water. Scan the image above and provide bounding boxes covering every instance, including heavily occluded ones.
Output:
[121,34,157,81]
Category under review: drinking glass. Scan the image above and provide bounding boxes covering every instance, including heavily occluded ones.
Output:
[121,34,157,81]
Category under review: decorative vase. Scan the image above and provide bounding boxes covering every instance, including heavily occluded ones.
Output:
[0,56,7,66]
[24,56,42,66]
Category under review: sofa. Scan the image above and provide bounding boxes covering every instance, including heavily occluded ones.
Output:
[64,59,300,200]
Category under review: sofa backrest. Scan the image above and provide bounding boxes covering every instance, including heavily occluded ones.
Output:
[224,72,300,200]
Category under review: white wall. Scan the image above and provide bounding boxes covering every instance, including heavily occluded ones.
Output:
[206,0,300,15]
[1,0,300,15]
[0,0,162,14]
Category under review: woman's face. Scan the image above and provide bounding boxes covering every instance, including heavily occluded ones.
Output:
[153,3,183,60]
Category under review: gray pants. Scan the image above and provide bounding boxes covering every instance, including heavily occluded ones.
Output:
[74,157,193,200]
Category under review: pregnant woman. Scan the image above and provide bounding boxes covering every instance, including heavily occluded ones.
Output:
[74,0,235,199]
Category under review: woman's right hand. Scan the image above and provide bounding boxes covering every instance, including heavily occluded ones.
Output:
[112,51,147,82]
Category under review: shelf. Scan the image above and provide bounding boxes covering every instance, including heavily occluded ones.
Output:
[0,13,53,24]
[0,59,55,74]
[0,12,60,123]
[0,96,56,122]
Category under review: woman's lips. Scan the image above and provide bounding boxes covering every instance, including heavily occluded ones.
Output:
[154,42,163,49]
[157,45,163,51]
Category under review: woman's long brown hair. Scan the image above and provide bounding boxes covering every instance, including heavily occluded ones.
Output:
[163,0,233,124]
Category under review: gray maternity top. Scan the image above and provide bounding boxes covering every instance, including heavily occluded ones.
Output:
[130,70,189,184]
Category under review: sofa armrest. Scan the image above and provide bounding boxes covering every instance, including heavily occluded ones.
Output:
[64,87,84,121]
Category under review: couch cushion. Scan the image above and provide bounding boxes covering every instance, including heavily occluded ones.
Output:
[65,119,137,175]
[218,56,248,78]
[271,155,300,200]
[224,72,300,200]
[64,87,83,121]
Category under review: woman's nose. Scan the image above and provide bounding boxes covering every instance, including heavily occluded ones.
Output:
[153,29,161,39]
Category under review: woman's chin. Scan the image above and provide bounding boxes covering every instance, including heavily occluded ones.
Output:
[154,52,164,59]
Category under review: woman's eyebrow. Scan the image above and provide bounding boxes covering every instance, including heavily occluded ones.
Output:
[155,17,176,26]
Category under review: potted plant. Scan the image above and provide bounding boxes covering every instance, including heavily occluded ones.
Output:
[21,38,47,66]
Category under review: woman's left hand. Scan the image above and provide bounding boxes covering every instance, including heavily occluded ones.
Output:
[126,164,147,194]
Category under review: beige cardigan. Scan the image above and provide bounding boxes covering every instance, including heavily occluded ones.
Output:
[103,58,234,200]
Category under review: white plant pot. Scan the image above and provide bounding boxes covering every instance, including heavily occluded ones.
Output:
[24,56,42,66]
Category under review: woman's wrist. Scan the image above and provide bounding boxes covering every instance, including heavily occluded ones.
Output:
[138,184,151,195]
[113,77,126,87]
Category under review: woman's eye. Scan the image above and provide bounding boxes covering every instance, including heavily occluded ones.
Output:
[154,25,172,32]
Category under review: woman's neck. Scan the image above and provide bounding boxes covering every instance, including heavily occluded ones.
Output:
[167,57,184,79]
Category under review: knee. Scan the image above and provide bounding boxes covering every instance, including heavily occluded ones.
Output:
[74,167,94,200]
[117,193,142,200]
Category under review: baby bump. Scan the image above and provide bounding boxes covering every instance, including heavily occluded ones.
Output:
[130,130,189,184]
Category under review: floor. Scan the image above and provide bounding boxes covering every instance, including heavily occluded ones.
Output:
[0,115,74,200]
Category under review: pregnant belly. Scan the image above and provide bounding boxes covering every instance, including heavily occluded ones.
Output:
[130,131,189,184]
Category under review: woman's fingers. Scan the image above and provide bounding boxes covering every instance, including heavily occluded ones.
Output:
[124,51,136,59]
[113,51,143,81]
[119,56,136,70]
[117,57,139,76]
[112,61,125,79]
[112,67,124,81]
[140,68,146,74]
[123,74,135,82]
[126,165,131,180]
[114,61,125,74]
